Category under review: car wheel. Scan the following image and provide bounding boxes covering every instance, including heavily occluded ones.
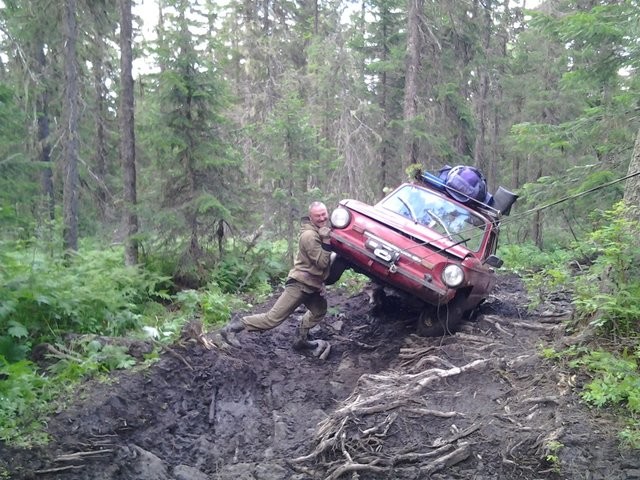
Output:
[325,254,349,286]
[416,304,465,337]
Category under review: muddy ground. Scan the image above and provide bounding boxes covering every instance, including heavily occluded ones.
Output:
[2,274,640,480]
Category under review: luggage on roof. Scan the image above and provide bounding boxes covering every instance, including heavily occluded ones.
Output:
[438,165,490,204]
[418,164,518,216]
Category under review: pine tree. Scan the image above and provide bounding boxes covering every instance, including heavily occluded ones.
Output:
[140,0,242,283]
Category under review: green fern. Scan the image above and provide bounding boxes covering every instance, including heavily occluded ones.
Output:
[0,356,52,445]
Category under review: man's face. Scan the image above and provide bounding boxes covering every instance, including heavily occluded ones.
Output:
[309,205,329,228]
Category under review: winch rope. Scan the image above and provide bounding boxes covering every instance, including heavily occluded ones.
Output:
[408,169,640,261]
[498,169,640,226]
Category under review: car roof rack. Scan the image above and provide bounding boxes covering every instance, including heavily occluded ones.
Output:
[417,170,517,220]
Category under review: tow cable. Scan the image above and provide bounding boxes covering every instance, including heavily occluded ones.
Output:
[499,169,640,226]
[397,169,640,262]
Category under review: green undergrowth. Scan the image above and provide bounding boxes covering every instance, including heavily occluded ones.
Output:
[333,269,370,296]
[0,343,157,447]
[541,344,640,449]
[0,237,287,446]
[504,202,640,450]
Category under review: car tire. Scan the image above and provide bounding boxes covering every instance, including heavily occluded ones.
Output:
[325,254,350,286]
[416,303,465,337]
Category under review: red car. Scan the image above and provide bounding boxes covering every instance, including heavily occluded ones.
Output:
[327,166,517,336]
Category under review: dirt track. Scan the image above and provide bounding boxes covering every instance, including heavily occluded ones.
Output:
[2,274,640,479]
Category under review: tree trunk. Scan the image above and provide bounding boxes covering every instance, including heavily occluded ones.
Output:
[488,1,509,191]
[532,160,543,249]
[157,0,166,74]
[623,127,640,219]
[473,0,491,175]
[313,0,318,35]
[286,129,296,266]
[119,0,139,266]
[402,0,423,173]
[62,0,79,253]
[34,39,54,221]
[379,14,390,192]
[93,50,109,221]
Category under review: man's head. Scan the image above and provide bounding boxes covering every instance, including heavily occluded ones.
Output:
[308,201,329,228]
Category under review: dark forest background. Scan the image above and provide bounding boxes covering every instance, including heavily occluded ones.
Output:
[1,0,640,449]
[2,0,639,268]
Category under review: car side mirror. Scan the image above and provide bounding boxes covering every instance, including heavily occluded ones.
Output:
[484,254,503,268]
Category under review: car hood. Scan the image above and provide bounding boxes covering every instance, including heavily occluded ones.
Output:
[339,199,472,261]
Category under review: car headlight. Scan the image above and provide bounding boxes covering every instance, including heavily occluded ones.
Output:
[331,207,351,229]
[442,264,464,287]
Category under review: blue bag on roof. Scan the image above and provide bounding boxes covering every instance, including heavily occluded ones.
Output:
[438,165,490,204]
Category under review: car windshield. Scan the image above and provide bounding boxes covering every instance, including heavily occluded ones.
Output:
[380,184,488,251]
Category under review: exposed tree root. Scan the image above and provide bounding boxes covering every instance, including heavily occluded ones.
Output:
[325,460,386,480]
[332,334,379,350]
[523,396,560,405]
[35,449,115,475]
[162,345,194,370]
[54,450,115,462]
[404,407,460,418]
[293,358,494,478]
[34,465,85,475]
[510,321,561,332]
[480,315,515,337]
[420,444,471,474]
[453,332,496,344]
[398,351,456,371]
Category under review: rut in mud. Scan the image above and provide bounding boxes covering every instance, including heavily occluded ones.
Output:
[2,274,640,480]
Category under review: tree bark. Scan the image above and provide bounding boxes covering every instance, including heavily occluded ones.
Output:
[93,48,109,221]
[473,0,491,175]
[532,160,543,249]
[62,0,79,253]
[402,0,423,173]
[119,0,139,265]
[623,128,640,217]
[34,38,54,221]
[157,0,166,75]
[379,7,390,191]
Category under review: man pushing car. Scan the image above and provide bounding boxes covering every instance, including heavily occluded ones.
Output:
[217,201,333,359]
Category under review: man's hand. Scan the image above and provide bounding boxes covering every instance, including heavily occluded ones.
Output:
[318,226,331,243]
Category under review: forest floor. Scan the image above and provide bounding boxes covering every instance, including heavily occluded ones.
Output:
[2,274,640,480]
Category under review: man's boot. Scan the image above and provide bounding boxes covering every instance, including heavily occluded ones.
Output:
[219,316,245,348]
[291,325,315,352]
[292,325,331,359]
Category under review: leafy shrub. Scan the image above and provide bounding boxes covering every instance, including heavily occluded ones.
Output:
[0,356,52,445]
[332,269,369,296]
[542,344,640,450]
[498,243,572,308]
[498,242,572,276]
[572,202,640,336]
[0,242,172,360]
[211,240,288,294]
[571,349,640,414]
[501,202,640,331]
[46,341,137,379]
[619,425,640,450]
[568,346,640,450]
[174,284,247,328]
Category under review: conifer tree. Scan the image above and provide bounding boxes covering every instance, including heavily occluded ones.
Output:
[141,0,242,283]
